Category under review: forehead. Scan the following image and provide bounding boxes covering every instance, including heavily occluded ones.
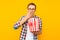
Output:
[28,5,35,8]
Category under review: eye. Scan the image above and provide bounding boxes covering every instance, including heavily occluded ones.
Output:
[28,8,35,10]
[32,8,35,10]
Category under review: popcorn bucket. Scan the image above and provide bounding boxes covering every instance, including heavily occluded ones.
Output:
[27,18,40,33]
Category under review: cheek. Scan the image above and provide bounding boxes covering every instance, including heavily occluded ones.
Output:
[32,10,35,12]
[27,10,35,13]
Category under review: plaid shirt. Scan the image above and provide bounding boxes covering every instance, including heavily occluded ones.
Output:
[14,15,42,40]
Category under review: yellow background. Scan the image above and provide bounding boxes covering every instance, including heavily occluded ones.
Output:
[0,0,60,40]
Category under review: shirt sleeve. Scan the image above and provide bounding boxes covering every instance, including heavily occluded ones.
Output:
[14,16,25,29]
[39,18,42,33]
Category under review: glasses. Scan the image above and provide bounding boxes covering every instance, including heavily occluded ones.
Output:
[28,8,36,10]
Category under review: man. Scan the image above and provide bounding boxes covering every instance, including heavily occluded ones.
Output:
[14,3,42,40]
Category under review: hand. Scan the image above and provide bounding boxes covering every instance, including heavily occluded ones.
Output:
[26,12,34,19]
[32,31,40,35]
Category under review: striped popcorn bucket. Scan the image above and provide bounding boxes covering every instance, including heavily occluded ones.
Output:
[27,18,40,33]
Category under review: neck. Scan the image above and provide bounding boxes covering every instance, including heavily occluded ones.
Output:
[31,14,35,18]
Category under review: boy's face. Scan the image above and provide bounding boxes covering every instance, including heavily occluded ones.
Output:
[27,5,36,15]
